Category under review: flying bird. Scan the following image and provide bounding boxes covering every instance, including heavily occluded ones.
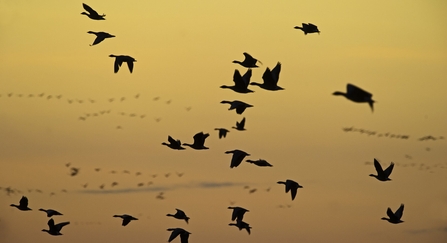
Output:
[87,31,115,46]
[246,159,273,167]
[183,132,209,150]
[232,117,246,131]
[294,23,320,35]
[113,214,138,226]
[220,69,254,93]
[220,100,253,115]
[225,150,250,168]
[369,159,394,181]
[233,52,262,68]
[42,218,70,236]
[109,55,136,73]
[228,206,249,221]
[10,196,32,211]
[162,136,185,150]
[229,220,252,235]
[250,62,283,91]
[39,208,63,217]
[167,228,191,243]
[167,209,190,223]
[277,179,303,201]
[333,83,375,112]
[215,128,229,139]
[81,3,105,20]
[381,204,405,224]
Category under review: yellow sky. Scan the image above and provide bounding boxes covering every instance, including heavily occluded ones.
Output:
[1,0,447,242]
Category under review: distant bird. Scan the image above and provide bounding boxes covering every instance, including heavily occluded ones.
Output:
[183,132,209,150]
[215,128,229,139]
[233,52,262,68]
[81,3,105,20]
[109,55,136,73]
[39,209,63,217]
[229,220,251,235]
[87,31,115,46]
[220,100,253,115]
[370,159,394,181]
[111,182,118,187]
[294,23,320,35]
[277,179,303,201]
[42,218,70,236]
[113,214,138,226]
[333,83,375,112]
[228,206,249,221]
[225,150,250,168]
[167,228,191,243]
[220,69,254,93]
[246,159,273,167]
[232,117,246,131]
[381,204,405,224]
[167,209,190,223]
[250,62,283,91]
[69,167,80,176]
[10,196,32,211]
[162,136,185,150]
[156,192,165,200]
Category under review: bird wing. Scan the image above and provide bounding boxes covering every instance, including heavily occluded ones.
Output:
[19,196,28,207]
[48,218,55,228]
[233,70,245,88]
[122,217,131,226]
[373,158,384,175]
[192,132,204,146]
[239,117,246,128]
[261,67,273,85]
[168,136,176,145]
[92,36,105,45]
[168,228,182,242]
[55,222,70,231]
[127,61,134,73]
[180,231,190,243]
[242,69,252,87]
[114,59,123,73]
[235,105,246,115]
[82,3,99,15]
[383,162,394,178]
[270,62,281,85]
[290,187,298,200]
[386,207,396,220]
[347,83,372,98]
[243,52,255,64]
[395,204,404,220]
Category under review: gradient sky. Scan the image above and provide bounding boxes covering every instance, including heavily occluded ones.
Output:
[1,1,447,242]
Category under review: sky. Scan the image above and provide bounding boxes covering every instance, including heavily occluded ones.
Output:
[1,0,447,242]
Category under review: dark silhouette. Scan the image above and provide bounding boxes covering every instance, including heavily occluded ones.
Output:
[39,208,63,217]
[370,158,394,181]
[225,150,250,168]
[333,83,375,112]
[277,179,302,201]
[294,23,320,35]
[233,52,262,68]
[215,128,229,139]
[220,100,253,114]
[167,228,191,243]
[183,132,209,150]
[381,204,404,224]
[232,117,246,131]
[228,206,249,221]
[229,220,251,235]
[10,196,32,211]
[81,3,105,20]
[42,218,70,236]
[221,69,254,93]
[87,31,115,46]
[250,62,283,91]
[167,209,190,224]
[162,136,185,150]
[113,214,138,226]
[109,55,136,73]
[246,159,273,167]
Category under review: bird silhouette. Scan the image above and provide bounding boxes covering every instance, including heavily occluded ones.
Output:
[109,55,136,73]
[220,69,254,93]
[233,52,262,68]
[277,179,302,201]
[167,209,190,223]
[294,23,320,35]
[229,220,252,235]
[162,136,185,150]
[42,218,70,236]
[167,228,191,243]
[215,128,229,139]
[370,159,394,181]
[246,159,273,167]
[87,31,115,46]
[228,206,249,221]
[183,132,209,150]
[113,214,138,226]
[250,62,283,91]
[232,117,246,131]
[81,3,105,20]
[381,204,404,224]
[10,196,32,211]
[225,150,250,168]
[220,100,253,115]
[333,83,375,112]
[39,208,63,217]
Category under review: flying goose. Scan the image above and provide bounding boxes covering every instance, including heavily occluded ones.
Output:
[225,150,250,168]
[250,62,283,91]
[215,128,229,139]
[277,179,302,200]
[294,23,320,35]
[370,159,394,181]
[10,196,32,211]
[167,228,191,243]
[229,220,251,235]
[39,208,63,217]
[228,206,249,221]
[42,218,70,236]
[220,100,253,115]
[87,31,115,46]
[109,55,136,73]
[183,132,209,150]
[381,204,404,224]
[113,214,138,226]
[167,209,190,223]
[81,3,105,20]
[220,69,254,93]
[162,136,185,150]
[232,117,246,131]
[333,83,375,112]
[246,159,273,167]
[233,52,262,68]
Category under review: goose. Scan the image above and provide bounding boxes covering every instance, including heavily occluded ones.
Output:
[233,52,262,68]
[228,206,249,221]
[225,150,250,168]
[294,23,320,35]
[109,55,136,73]
[81,3,105,20]
[220,100,253,115]
[220,69,254,93]
[232,117,246,131]
[370,159,394,181]
[42,218,70,236]
[381,204,404,224]
[162,136,185,150]
[214,128,229,139]
[167,209,190,223]
[229,220,251,235]
[113,214,138,226]
[246,159,272,167]
[167,228,191,243]
[183,132,209,150]
[10,196,32,211]
[277,179,303,201]
[333,83,375,112]
[39,208,63,217]
[250,62,283,91]
[87,31,115,46]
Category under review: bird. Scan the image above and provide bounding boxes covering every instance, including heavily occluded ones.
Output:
[10,196,32,211]
[109,55,136,73]
[229,220,252,235]
[113,214,138,226]
[277,179,303,201]
[162,136,185,150]
[81,3,105,20]
[220,69,254,93]
[220,100,253,115]
[333,83,375,112]
[167,228,191,243]
[214,128,229,139]
[232,117,246,131]
[167,209,190,223]
[225,150,250,168]
[233,52,262,68]
[87,31,115,46]
[294,23,320,35]
[246,159,273,167]
[369,158,394,181]
[183,132,209,150]
[250,62,284,91]
[39,208,63,217]
[381,204,404,224]
[42,218,70,236]
[228,206,249,221]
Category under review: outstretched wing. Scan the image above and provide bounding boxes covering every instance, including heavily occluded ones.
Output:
[82,3,99,15]
[373,158,384,175]
[395,204,404,220]
[383,162,394,178]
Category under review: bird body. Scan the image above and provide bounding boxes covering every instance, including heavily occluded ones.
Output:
[10,196,32,211]
[277,179,302,200]
[215,128,229,139]
[167,228,191,243]
[220,100,253,115]
[229,220,251,235]
[87,31,115,45]
[246,159,272,167]
[81,3,105,20]
[232,117,246,131]
[109,55,136,73]
[233,52,262,68]
[183,132,209,150]
[113,214,138,226]
[370,158,394,181]
[381,204,404,224]
[42,218,70,236]
[333,83,375,112]
[250,62,283,91]
[221,69,254,93]
[162,136,185,150]
[225,150,250,168]
[294,23,320,35]
[167,209,190,223]
[39,208,63,217]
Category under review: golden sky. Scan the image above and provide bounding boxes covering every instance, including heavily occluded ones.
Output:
[1,0,446,242]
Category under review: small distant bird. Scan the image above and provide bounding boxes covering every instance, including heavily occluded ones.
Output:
[10,196,32,211]
[250,62,284,91]
[69,167,80,176]
[183,132,209,150]
[162,136,185,150]
[294,23,320,35]
[229,220,252,235]
[246,159,273,167]
[167,209,190,224]
[225,150,250,168]
[88,31,115,46]
[381,204,405,224]
[81,3,105,20]
[156,192,165,200]
[233,52,262,68]
[113,214,138,226]
[111,182,118,187]
[39,208,63,217]
[333,83,375,112]
[215,128,229,139]
[220,100,253,115]
[228,206,249,221]
[277,179,303,201]
[370,159,394,181]
[232,117,246,131]
[220,69,254,93]
[109,55,136,73]
[167,228,191,243]
[42,218,70,236]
